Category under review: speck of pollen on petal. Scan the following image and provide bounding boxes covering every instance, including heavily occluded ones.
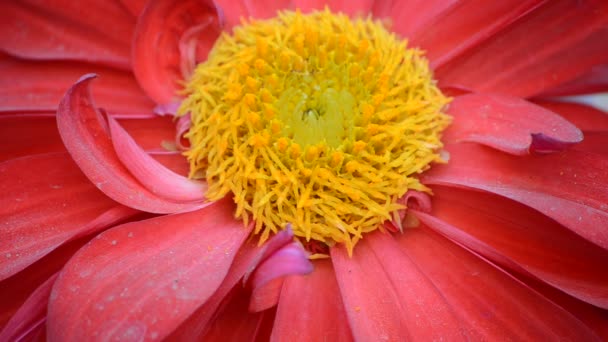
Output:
[178,8,451,255]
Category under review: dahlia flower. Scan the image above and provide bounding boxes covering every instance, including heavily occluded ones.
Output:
[1,0,608,340]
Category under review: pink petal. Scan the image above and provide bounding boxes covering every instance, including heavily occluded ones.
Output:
[423,143,608,250]
[437,1,608,98]
[108,117,207,202]
[0,273,57,341]
[0,153,137,281]
[416,185,608,309]
[132,0,221,105]
[374,1,458,39]
[56,74,205,213]
[444,94,583,155]
[248,242,313,312]
[534,100,608,132]
[397,227,599,340]
[0,0,133,69]
[326,0,374,16]
[410,1,543,68]
[291,0,325,13]
[332,232,466,341]
[249,277,285,313]
[0,115,65,162]
[244,0,292,19]
[271,259,354,342]
[0,56,154,114]
[213,0,246,30]
[47,198,251,341]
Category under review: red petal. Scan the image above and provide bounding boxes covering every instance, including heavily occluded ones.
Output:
[150,152,191,176]
[411,1,543,68]
[0,153,137,281]
[0,273,57,341]
[445,94,582,155]
[331,232,466,341]
[437,1,608,98]
[56,74,205,213]
[416,185,608,309]
[117,116,178,152]
[47,198,250,341]
[119,0,147,17]
[541,64,608,96]
[534,100,608,132]
[199,286,266,340]
[397,227,598,340]
[574,132,608,156]
[132,0,221,104]
[0,1,133,69]
[271,259,354,342]
[423,143,608,250]
[0,56,154,114]
[0,235,91,329]
[108,117,207,202]
[0,115,64,162]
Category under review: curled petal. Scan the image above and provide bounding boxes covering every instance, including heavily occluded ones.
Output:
[444,94,582,155]
[132,0,221,104]
[56,74,206,213]
[249,242,313,312]
[108,117,206,202]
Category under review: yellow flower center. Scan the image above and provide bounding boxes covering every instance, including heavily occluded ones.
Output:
[179,9,450,254]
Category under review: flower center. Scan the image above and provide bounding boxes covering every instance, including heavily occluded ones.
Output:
[179,9,450,253]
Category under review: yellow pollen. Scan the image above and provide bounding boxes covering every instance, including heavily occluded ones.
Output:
[179,9,451,254]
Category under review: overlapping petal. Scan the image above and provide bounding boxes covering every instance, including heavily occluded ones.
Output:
[0,153,137,281]
[397,228,599,340]
[444,93,582,155]
[132,0,221,104]
[437,0,608,97]
[0,0,134,69]
[47,198,250,341]
[416,185,608,308]
[423,143,608,250]
[56,74,206,213]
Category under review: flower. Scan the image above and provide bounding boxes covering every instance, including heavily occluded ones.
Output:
[1,0,608,341]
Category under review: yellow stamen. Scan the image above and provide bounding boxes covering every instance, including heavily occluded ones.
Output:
[179,9,451,254]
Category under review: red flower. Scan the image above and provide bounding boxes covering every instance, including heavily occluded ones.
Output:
[1,0,608,340]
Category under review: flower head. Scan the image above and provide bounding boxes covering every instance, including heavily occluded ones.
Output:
[1,0,608,341]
